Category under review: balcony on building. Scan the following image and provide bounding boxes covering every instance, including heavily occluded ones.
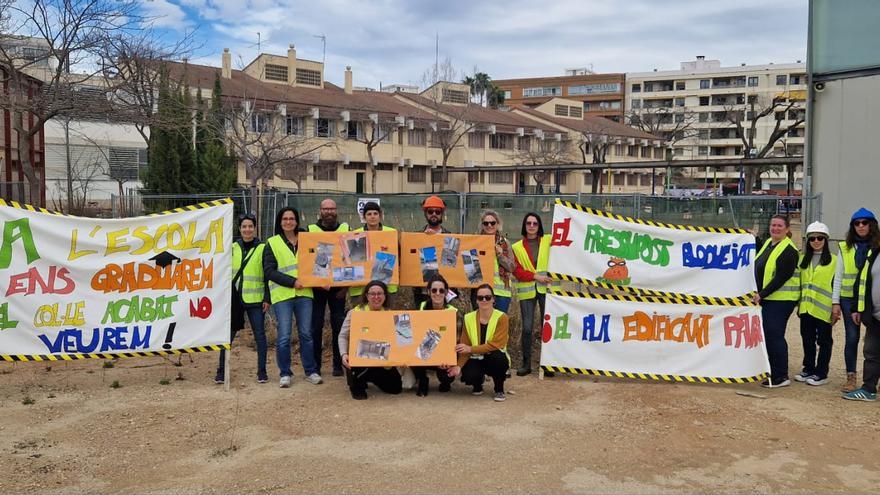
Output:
[642,80,675,92]
[712,76,746,88]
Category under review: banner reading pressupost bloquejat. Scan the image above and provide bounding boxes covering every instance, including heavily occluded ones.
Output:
[540,292,770,382]
[547,200,757,298]
[0,199,232,361]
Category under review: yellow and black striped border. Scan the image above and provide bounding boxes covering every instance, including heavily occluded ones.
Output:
[1,344,229,363]
[541,365,768,384]
[0,198,232,217]
[555,198,749,234]
[548,277,755,306]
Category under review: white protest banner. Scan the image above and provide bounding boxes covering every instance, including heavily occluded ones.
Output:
[547,199,757,299]
[0,199,232,361]
[539,291,770,383]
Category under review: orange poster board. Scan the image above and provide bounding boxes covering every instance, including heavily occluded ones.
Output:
[297,231,399,287]
[348,310,457,367]
[399,233,496,288]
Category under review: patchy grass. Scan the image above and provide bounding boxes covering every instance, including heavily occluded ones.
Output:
[210,445,239,458]
[110,380,121,389]
[21,396,35,405]
[159,379,170,385]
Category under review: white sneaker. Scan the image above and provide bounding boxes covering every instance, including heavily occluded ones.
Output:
[305,373,323,385]
[279,376,292,388]
[793,371,812,383]
[806,376,829,386]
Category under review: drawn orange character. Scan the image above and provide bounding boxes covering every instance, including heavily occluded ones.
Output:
[597,257,630,285]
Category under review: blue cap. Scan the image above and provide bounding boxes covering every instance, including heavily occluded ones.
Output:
[851,207,877,223]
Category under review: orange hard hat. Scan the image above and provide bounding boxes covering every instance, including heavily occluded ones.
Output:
[422,195,446,210]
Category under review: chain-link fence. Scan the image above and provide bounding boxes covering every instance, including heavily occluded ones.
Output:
[115,190,819,240]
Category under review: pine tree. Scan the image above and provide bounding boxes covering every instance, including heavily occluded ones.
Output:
[195,74,236,193]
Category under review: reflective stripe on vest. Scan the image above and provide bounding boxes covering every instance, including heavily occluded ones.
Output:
[799,253,837,322]
[756,237,800,301]
[535,234,560,294]
[308,222,350,233]
[511,239,537,300]
[838,241,859,298]
[857,249,875,313]
[492,257,512,298]
[266,235,312,303]
[233,242,266,304]
[349,225,398,297]
[418,301,457,311]
[464,309,508,363]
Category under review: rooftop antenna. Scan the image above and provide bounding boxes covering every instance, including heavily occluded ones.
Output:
[313,34,326,65]
[247,32,269,52]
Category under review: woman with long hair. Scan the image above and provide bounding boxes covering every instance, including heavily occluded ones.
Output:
[470,209,515,313]
[795,222,837,387]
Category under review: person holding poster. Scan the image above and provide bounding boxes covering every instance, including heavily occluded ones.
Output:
[795,222,837,387]
[413,275,459,396]
[753,214,800,388]
[412,195,452,309]
[339,281,403,400]
[308,198,351,377]
[348,202,399,305]
[216,213,271,384]
[846,241,880,401]
[511,213,556,377]
[469,210,514,313]
[832,208,880,392]
[448,284,510,402]
[264,207,320,388]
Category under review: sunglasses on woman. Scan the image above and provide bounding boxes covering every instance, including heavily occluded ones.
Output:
[482,221,497,226]
[476,294,493,302]
[808,236,826,242]
[430,287,446,294]
[853,220,871,227]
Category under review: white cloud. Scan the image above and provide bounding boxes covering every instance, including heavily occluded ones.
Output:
[142,0,192,31]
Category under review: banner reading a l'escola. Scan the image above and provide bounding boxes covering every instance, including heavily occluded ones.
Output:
[540,292,770,383]
[0,199,232,361]
[547,200,757,298]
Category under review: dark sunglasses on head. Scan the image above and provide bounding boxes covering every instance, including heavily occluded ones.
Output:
[853,219,872,227]
[430,287,446,294]
[426,208,443,215]
[476,294,493,301]
[238,212,256,221]
[808,236,826,242]
[482,221,497,226]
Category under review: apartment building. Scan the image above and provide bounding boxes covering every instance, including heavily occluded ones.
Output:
[626,56,806,189]
[493,72,626,121]
[167,45,659,195]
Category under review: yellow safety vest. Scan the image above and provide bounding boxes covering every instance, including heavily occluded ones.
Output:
[266,235,313,304]
[856,249,875,313]
[492,256,512,298]
[463,309,509,364]
[418,301,458,311]
[511,235,559,300]
[838,241,860,299]
[308,222,350,233]
[799,253,837,322]
[349,225,398,297]
[756,237,800,301]
[232,241,266,304]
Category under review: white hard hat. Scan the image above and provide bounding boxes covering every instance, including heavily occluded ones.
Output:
[806,221,830,237]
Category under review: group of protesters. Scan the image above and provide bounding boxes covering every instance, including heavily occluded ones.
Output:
[754,207,880,402]
[222,195,557,402]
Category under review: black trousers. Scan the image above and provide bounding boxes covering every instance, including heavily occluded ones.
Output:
[799,313,833,379]
[861,315,880,393]
[347,367,402,395]
[312,287,347,373]
[412,366,454,389]
[461,350,509,393]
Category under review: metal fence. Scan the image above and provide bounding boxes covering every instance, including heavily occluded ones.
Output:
[0,182,30,204]
[116,190,820,239]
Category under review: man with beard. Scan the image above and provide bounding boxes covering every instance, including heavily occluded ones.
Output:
[308,199,350,378]
[413,195,451,309]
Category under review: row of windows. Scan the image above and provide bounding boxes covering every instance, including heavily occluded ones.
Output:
[633,74,806,93]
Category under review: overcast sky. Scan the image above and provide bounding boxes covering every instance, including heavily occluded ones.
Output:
[147,0,808,89]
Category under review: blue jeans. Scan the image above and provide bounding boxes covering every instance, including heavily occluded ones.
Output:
[518,293,546,369]
[273,297,317,377]
[217,305,267,378]
[761,300,797,380]
[840,298,861,373]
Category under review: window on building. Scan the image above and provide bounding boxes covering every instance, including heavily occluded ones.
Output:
[554,104,568,116]
[674,113,685,123]
[408,128,426,146]
[674,147,684,156]
[108,147,145,181]
[598,101,621,110]
[248,113,269,133]
[583,102,592,111]
[613,174,625,186]
[776,74,788,85]
[286,116,304,136]
[557,171,568,185]
[698,112,709,122]
[265,64,288,82]
[374,124,393,143]
[431,169,449,184]
[641,146,651,158]
[296,68,322,86]
[569,106,582,118]
[522,86,562,98]
[775,111,786,121]
[313,162,337,181]
[789,109,806,121]
[314,118,334,138]
[614,144,624,156]
[674,97,685,107]
[582,172,593,185]
[675,81,685,90]
[345,121,364,140]
[518,136,531,151]
[627,145,638,157]
[468,171,482,184]
[408,166,427,183]
[653,147,664,159]
[698,146,709,156]
[700,79,710,89]
[698,129,709,140]
[490,134,514,150]
[488,171,513,184]
[442,88,468,104]
[343,162,367,170]
[631,84,641,93]
[699,96,710,106]
[503,90,511,99]
[468,132,485,149]
[631,99,641,109]
[748,76,759,87]
[790,74,803,85]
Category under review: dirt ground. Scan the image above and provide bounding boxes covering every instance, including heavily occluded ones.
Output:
[3,312,880,495]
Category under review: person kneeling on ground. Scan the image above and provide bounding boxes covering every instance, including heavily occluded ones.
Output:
[338,280,402,400]
[448,284,510,402]
[412,274,460,396]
